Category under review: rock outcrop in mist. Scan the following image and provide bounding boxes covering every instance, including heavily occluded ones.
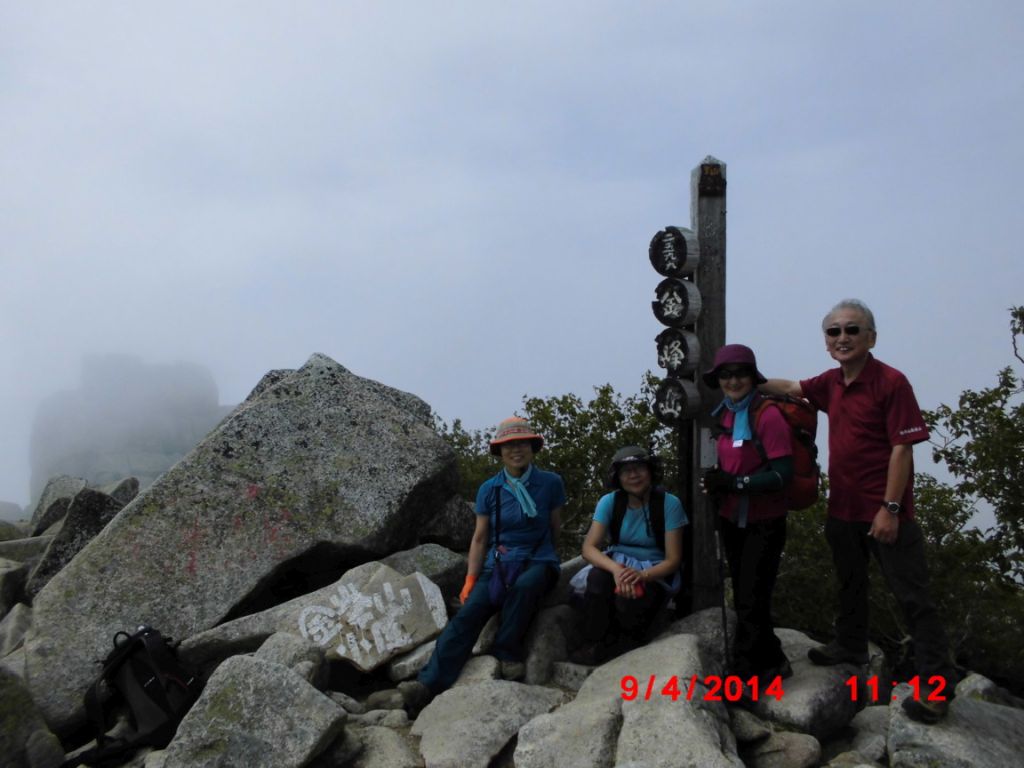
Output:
[29,355,233,501]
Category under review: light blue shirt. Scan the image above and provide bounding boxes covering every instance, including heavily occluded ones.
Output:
[593,491,687,563]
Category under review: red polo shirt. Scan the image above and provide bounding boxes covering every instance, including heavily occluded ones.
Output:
[800,355,928,522]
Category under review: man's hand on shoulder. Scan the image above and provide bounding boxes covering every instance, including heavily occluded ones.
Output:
[868,507,899,544]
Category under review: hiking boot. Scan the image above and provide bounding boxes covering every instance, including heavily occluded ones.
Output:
[499,660,526,681]
[807,641,868,667]
[902,687,951,724]
[397,680,434,717]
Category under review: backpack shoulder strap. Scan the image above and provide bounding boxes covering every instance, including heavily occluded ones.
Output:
[609,490,628,545]
[748,395,775,467]
[650,489,666,553]
[493,482,502,554]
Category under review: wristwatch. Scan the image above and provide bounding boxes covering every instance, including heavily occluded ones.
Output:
[884,501,902,515]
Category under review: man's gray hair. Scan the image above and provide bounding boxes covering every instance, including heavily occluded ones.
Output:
[822,299,876,332]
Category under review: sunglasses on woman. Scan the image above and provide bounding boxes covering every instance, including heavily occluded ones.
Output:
[825,324,864,337]
[717,368,753,381]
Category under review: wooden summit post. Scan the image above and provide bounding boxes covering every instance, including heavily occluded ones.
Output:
[649,156,726,614]
[690,157,726,612]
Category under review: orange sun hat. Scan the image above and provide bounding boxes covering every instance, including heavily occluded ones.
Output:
[488,416,545,455]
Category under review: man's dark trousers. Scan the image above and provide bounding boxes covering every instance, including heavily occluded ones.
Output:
[825,516,954,682]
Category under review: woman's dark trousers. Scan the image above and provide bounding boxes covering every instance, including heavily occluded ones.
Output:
[722,516,788,676]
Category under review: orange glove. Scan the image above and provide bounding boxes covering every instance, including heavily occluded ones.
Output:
[459,574,478,604]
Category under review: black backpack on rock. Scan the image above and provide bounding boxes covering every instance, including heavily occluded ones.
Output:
[71,626,201,766]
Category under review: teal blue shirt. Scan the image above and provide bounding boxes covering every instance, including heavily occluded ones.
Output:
[593,491,687,562]
[476,467,565,569]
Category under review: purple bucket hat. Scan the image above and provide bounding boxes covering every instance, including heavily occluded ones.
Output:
[702,344,768,388]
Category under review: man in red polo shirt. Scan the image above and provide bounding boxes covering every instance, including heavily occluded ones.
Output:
[764,299,955,723]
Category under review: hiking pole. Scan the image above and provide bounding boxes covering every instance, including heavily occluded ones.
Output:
[713,514,732,672]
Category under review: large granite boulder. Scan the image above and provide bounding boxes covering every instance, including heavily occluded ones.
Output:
[159,655,346,768]
[180,562,448,672]
[21,354,457,732]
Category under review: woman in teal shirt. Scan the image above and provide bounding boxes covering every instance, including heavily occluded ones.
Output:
[571,446,686,665]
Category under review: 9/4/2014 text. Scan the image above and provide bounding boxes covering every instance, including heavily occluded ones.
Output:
[620,674,785,703]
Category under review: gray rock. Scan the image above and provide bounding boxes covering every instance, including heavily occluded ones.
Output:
[1,646,27,679]
[180,563,447,674]
[744,731,821,768]
[100,477,141,507]
[365,689,404,710]
[730,708,771,743]
[0,536,53,565]
[956,671,1024,709]
[850,705,889,762]
[29,476,87,535]
[888,684,1024,767]
[160,655,346,768]
[348,709,410,728]
[345,726,420,768]
[382,542,466,602]
[1,558,28,618]
[747,628,860,740]
[307,726,364,768]
[824,751,884,767]
[0,664,59,768]
[549,661,593,692]
[255,632,325,685]
[26,487,126,598]
[0,519,25,542]
[24,355,456,732]
[453,655,500,686]
[23,735,65,768]
[0,602,32,657]
[417,496,476,553]
[387,639,436,682]
[24,728,64,768]
[329,691,367,714]
[524,605,572,684]
[514,696,622,768]
[411,680,567,768]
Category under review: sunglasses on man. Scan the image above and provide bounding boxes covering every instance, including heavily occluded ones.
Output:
[825,324,867,337]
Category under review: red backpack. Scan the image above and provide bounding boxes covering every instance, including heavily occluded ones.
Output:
[720,394,821,511]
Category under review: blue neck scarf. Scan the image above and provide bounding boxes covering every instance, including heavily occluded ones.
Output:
[713,391,757,442]
[503,465,537,518]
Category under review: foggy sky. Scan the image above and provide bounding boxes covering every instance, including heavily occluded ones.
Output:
[2,4,1022,521]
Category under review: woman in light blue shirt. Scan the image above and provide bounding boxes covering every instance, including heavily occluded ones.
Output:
[571,446,686,665]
